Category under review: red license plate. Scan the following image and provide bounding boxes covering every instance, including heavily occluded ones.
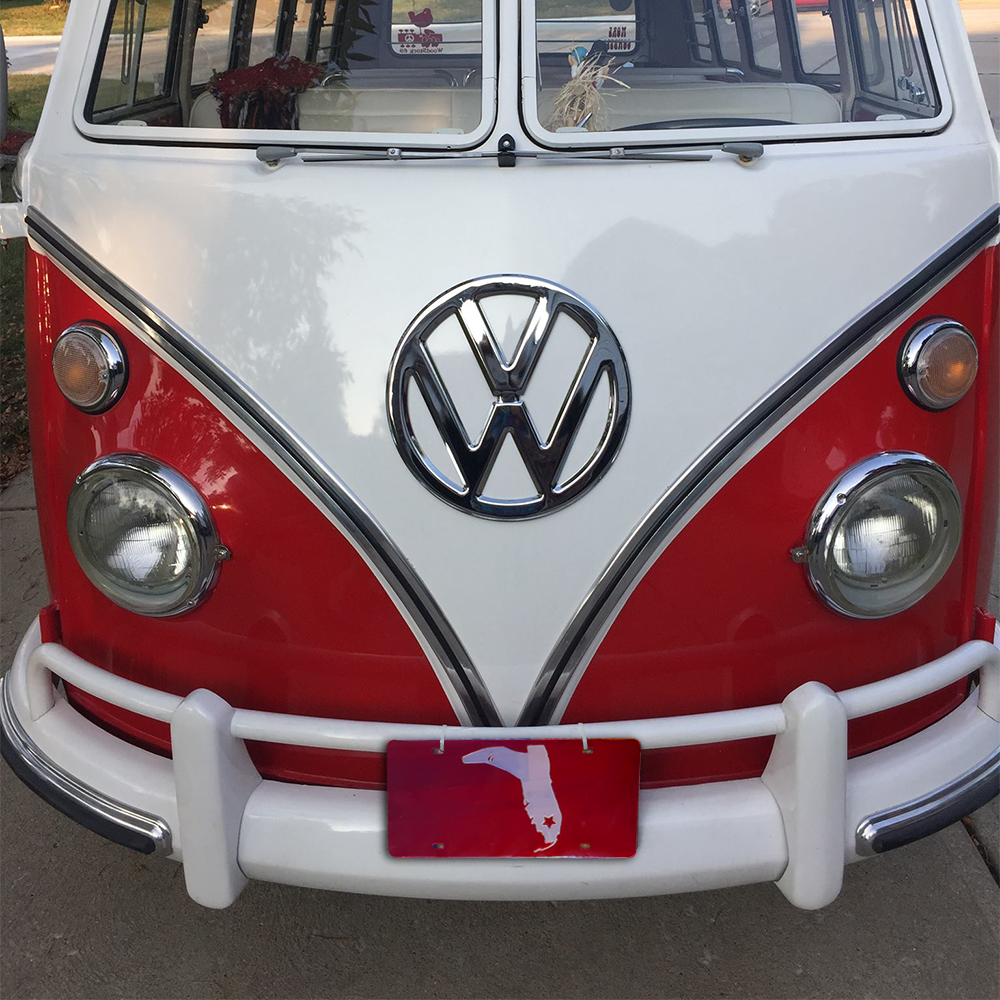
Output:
[387,738,640,858]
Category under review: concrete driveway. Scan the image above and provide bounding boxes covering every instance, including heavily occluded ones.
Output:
[2,2,1000,994]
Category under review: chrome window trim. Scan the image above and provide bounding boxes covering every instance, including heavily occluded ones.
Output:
[53,323,128,413]
[26,209,502,728]
[518,0,955,150]
[0,673,173,855]
[73,0,501,152]
[518,205,1000,726]
[67,453,228,617]
[802,451,962,620]
[898,317,979,410]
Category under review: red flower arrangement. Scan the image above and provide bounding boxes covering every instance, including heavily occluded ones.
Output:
[210,56,323,130]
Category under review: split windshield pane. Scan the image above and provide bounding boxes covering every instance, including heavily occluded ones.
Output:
[533,0,940,136]
[87,0,485,136]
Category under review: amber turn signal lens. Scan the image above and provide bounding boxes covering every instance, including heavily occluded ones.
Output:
[52,324,127,413]
[899,319,978,411]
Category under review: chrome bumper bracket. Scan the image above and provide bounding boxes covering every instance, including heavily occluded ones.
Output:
[0,675,172,856]
[855,747,1000,856]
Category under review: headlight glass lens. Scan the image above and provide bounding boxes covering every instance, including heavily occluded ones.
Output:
[899,320,978,410]
[807,454,961,618]
[68,456,223,616]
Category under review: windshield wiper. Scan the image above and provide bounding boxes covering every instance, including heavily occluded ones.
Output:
[255,136,763,169]
[256,144,714,167]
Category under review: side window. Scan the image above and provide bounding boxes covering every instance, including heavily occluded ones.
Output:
[795,2,840,76]
[530,0,636,59]
[236,0,282,67]
[854,0,936,110]
[287,0,315,60]
[746,1,781,73]
[193,2,239,86]
[92,0,172,113]
[713,1,742,63]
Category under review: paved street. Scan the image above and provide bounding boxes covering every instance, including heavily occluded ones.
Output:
[5,35,62,75]
[2,3,1000,997]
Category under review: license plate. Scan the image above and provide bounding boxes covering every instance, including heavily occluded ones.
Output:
[387,738,640,858]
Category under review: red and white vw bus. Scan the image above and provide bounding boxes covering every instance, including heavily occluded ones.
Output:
[0,0,997,910]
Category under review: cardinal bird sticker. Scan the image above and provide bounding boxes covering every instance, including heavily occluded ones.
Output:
[386,739,640,858]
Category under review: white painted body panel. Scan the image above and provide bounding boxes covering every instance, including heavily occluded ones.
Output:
[18,0,1000,724]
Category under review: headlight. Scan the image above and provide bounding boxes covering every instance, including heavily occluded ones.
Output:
[67,455,228,617]
[803,453,961,619]
[898,319,978,411]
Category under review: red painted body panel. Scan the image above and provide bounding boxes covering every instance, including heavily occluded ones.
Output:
[23,246,998,791]
[23,249,459,788]
[564,248,998,787]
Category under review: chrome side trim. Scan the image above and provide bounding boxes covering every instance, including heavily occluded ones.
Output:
[855,747,1000,856]
[0,674,172,855]
[26,209,502,728]
[520,205,1000,725]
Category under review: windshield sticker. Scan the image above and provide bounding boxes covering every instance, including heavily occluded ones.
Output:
[394,7,445,54]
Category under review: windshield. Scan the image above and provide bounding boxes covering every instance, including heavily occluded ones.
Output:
[86,0,487,137]
[530,0,941,136]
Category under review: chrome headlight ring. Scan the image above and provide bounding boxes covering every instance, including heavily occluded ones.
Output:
[67,454,229,617]
[803,452,962,620]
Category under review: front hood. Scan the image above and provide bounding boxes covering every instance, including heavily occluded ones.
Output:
[31,140,998,723]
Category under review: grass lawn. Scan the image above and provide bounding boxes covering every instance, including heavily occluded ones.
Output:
[1,76,50,486]
[0,0,69,36]
[5,74,51,134]
[1,0,191,36]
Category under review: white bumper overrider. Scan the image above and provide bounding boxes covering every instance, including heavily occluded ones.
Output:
[2,618,998,910]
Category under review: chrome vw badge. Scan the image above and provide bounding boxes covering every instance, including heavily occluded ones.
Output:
[387,277,630,519]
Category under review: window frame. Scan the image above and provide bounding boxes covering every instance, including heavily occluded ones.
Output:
[75,0,500,150]
[519,0,952,150]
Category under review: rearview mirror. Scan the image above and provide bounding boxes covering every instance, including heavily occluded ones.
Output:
[1,26,8,145]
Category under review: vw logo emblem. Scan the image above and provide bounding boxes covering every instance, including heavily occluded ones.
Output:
[387,276,631,519]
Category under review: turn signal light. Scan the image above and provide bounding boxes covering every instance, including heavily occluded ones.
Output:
[898,319,978,411]
[52,324,127,413]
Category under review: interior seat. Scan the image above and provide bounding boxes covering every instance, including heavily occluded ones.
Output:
[188,85,482,134]
[537,81,843,129]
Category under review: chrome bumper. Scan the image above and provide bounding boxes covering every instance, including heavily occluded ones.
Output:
[2,617,998,910]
